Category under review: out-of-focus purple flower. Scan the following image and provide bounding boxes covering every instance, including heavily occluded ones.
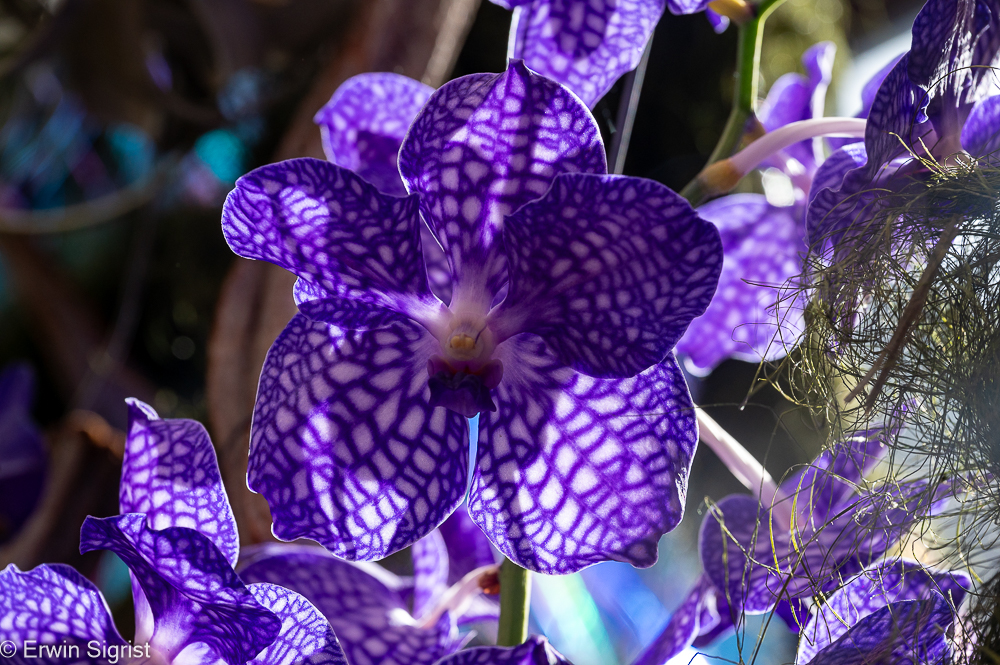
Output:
[0,400,348,665]
[797,560,968,664]
[0,362,45,543]
[633,425,960,664]
[433,635,574,664]
[493,0,667,107]
[676,43,835,374]
[807,0,1000,253]
[222,62,723,574]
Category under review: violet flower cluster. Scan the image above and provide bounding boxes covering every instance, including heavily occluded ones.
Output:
[634,425,967,664]
[809,0,1000,255]
[1,400,348,665]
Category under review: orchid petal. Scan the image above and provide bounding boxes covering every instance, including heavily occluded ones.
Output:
[433,635,573,665]
[439,508,497,584]
[909,0,1000,108]
[961,94,1000,157]
[223,159,436,327]
[314,73,433,197]
[249,314,469,560]
[667,0,711,14]
[632,576,721,665]
[399,61,606,300]
[805,142,869,251]
[120,399,239,567]
[79,514,280,663]
[758,42,836,171]
[489,0,534,8]
[777,427,890,526]
[797,560,968,664]
[247,583,350,665]
[412,529,450,621]
[0,563,125,660]
[699,494,782,615]
[508,0,666,107]
[310,74,452,303]
[493,173,722,378]
[802,597,955,665]
[470,335,696,574]
[704,9,729,33]
[240,546,462,665]
[676,194,806,374]
[438,510,500,625]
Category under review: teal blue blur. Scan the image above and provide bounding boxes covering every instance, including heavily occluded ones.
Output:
[95,550,132,607]
[194,129,249,185]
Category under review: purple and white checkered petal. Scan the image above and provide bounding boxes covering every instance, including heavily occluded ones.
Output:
[433,635,573,665]
[295,286,418,331]
[399,62,606,296]
[666,0,711,14]
[470,335,696,574]
[962,94,1000,157]
[676,194,806,375]
[699,494,783,615]
[223,159,435,323]
[79,514,280,663]
[632,577,713,665]
[120,399,239,567]
[805,142,869,250]
[243,548,463,665]
[0,563,125,662]
[908,0,1000,108]
[799,597,957,665]
[314,73,434,197]
[780,427,890,527]
[249,314,469,560]
[412,529,450,621]
[494,173,722,378]
[797,560,967,664]
[247,583,349,665]
[508,0,667,107]
[239,545,409,617]
[439,508,497,584]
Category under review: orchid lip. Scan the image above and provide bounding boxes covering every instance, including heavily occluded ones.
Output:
[427,357,504,417]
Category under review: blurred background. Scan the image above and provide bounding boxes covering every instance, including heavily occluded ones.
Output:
[0,0,928,663]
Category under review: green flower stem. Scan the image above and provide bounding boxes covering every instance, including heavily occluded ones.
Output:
[497,557,531,646]
[680,0,788,204]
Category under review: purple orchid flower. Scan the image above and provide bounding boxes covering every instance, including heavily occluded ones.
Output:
[633,424,959,664]
[797,560,968,664]
[0,362,46,543]
[490,0,667,107]
[222,61,723,575]
[807,0,1000,253]
[432,635,574,664]
[0,399,348,665]
[675,42,835,374]
[237,509,500,665]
